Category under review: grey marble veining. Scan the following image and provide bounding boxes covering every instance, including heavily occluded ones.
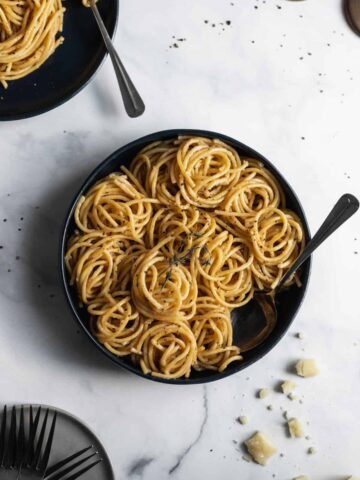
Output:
[1,0,360,479]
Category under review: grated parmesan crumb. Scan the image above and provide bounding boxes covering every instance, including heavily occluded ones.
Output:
[258,388,270,399]
[288,392,298,401]
[308,447,316,455]
[288,418,304,438]
[295,359,319,377]
[244,432,277,466]
[238,415,248,425]
[281,380,297,394]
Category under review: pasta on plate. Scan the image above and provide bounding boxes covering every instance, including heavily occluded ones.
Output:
[0,0,65,88]
[65,136,304,379]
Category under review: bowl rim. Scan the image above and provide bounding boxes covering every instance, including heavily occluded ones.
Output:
[59,129,312,385]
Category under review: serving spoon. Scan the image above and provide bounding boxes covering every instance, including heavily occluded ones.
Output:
[232,193,359,352]
[89,0,145,118]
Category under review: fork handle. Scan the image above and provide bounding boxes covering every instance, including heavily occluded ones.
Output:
[277,193,359,291]
[89,0,145,118]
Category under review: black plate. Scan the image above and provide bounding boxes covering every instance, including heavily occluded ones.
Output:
[60,129,312,385]
[0,0,118,121]
[0,405,114,480]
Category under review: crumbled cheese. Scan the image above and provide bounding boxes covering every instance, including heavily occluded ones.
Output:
[308,447,316,455]
[281,380,297,394]
[296,332,305,339]
[288,392,298,401]
[288,418,304,438]
[347,477,360,480]
[244,432,277,466]
[238,415,248,425]
[295,359,319,377]
[293,477,309,480]
[258,388,270,399]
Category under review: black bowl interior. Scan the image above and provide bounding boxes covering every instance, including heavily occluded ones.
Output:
[0,0,118,121]
[60,129,311,385]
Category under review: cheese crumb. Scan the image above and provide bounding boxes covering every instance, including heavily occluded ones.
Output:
[258,388,270,399]
[347,477,360,480]
[288,418,304,438]
[244,432,277,466]
[293,477,309,480]
[281,380,297,394]
[308,447,316,454]
[238,415,248,425]
[296,332,305,339]
[295,359,319,377]
[288,392,297,401]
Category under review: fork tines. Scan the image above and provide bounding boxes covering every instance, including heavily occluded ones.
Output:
[0,405,57,473]
[0,405,102,479]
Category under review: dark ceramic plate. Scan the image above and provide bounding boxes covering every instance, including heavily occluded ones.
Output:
[0,0,118,121]
[60,129,311,385]
[0,405,114,480]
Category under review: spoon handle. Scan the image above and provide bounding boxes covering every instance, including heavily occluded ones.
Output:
[278,193,359,290]
[90,0,145,118]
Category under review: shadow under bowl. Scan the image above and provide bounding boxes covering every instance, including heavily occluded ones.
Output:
[59,129,311,385]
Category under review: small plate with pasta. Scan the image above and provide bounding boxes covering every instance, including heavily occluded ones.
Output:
[0,0,118,120]
[60,130,311,384]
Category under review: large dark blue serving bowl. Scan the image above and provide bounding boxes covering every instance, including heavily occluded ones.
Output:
[0,0,118,121]
[60,129,311,384]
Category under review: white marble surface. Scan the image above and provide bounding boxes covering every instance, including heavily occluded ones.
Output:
[1,0,360,479]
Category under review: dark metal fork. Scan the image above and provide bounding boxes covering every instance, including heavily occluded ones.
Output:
[0,405,102,479]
